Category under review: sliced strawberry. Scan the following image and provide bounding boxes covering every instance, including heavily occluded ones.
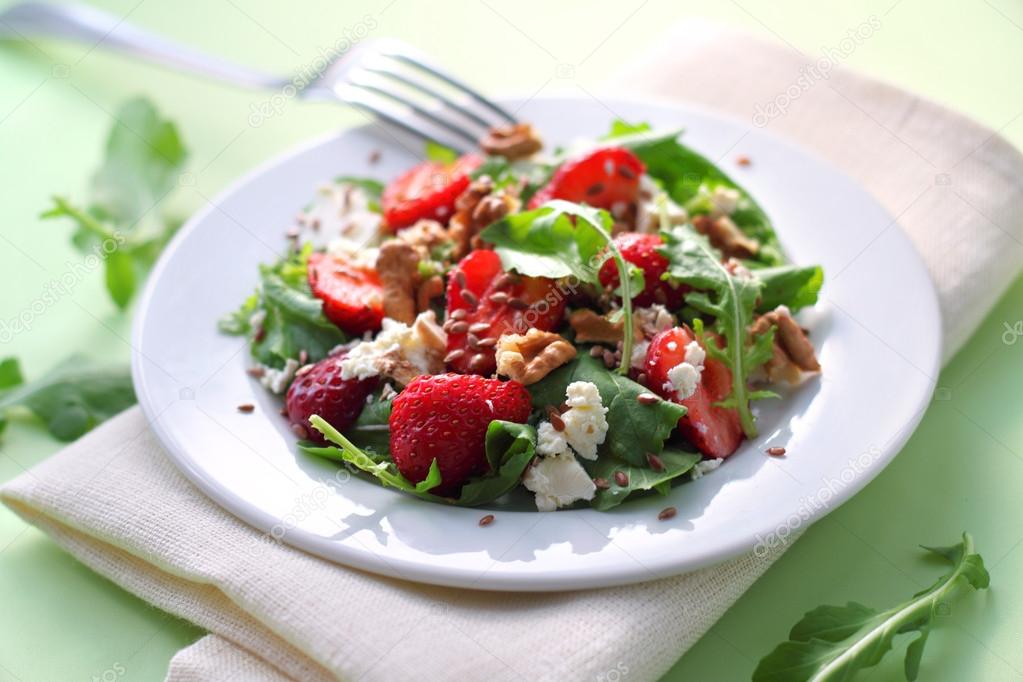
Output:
[307,251,384,336]
[390,373,532,493]
[598,232,686,309]
[644,327,744,459]
[444,250,566,376]
[528,147,644,210]
[382,153,482,230]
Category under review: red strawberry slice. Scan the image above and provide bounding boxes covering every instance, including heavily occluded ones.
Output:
[308,251,385,336]
[286,352,378,445]
[382,153,482,230]
[644,327,744,459]
[390,373,532,493]
[528,147,644,210]
[444,250,566,376]
[598,232,686,309]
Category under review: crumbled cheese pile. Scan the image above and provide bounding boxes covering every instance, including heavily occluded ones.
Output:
[260,358,299,394]
[300,181,382,251]
[691,458,722,480]
[664,340,706,400]
[339,314,441,381]
[525,381,609,511]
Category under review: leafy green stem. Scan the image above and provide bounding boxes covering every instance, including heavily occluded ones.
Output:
[594,222,634,376]
[44,196,117,241]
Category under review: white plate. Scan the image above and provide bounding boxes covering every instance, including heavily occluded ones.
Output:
[132,96,941,591]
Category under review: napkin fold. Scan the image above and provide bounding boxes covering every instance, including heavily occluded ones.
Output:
[4,21,1023,682]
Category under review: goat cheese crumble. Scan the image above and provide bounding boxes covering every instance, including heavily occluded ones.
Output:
[260,358,299,394]
[664,340,707,400]
[522,453,596,512]
[690,458,723,480]
[339,316,435,381]
[561,381,610,460]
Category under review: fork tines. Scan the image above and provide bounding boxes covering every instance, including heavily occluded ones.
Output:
[336,40,517,154]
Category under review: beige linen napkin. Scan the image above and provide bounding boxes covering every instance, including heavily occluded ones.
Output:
[4,22,1023,682]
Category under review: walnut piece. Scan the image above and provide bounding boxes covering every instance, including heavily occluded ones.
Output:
[376,240,419,324]
[448,177,520,258]
[374,311,447,386]
[568,309,655,344]
[398,219,451,261]
[416,274,444,314]
[496,329,576,385]
[692,214,760,259]
[479,123,543,160]
[751,306,820,384]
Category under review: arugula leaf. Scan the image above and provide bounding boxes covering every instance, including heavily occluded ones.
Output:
[347,393,392,457]
[754,264,824,313]
[606,120,782,265]
[470,156,552,203]
[332,175,385,208]
[479,201,636,373]
[659,224,774,438]
[42,97,188,308]
[754,533,990,682]
[219,245,346,369]
[0,356,135,441]
[0,358,24,391]
[529,354,685,467]
[583,448,700,511]
[303,415,538,506]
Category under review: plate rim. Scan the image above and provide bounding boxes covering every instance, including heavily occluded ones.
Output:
[131,94,942,591]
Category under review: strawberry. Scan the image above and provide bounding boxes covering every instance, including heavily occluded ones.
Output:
[308,251,384,336]
[389,373,532,492]
[528,147,644,210]
[382,153,482,230]
[286,353,378,445]
[644,327,744,459]
[444,249,566,376]
[598,232,686,309]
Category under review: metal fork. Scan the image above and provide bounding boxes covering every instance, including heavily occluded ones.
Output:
[0,1,517,152]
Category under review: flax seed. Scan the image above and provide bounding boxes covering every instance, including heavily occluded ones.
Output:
[614,471,629,487]
[477,336,498,348]
[467,333,480,349]
[488,291,510,305]
[549,412,565,432]
[444,349,466,363]
[455,270,467,288]
[285,226,300,239]
[589,345,605,357]
[658,506,677,521]
[508,297,529,310]
[637,392,659,405]
[478,514,495,527]
[237,403,255,413]
[448,321,469,334]
[460,289,478,307]
[291,423,309,439]
[636,372,648,386]
[468,353,490,374]
[766,446,787,457]
[493,273,518,289]
[450,308,468,321]
[736,155,751,167]
[246,366,265,378]
[646,453,665,472]
[369,149,382,164]
[602,349,616,368]
[593,477,610,490]
[586,182,605,196]
[617,164,636,179]
[469,322,491,334]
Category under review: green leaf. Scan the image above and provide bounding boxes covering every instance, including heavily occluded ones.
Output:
[659,225,773,438]
[584,447,700,511]
[0,358,24,391]
[303,415,537,506]
[754,533,990,682]
[529,354,685,467]
[41,97,188,308]
[480,201,637,373]
[424,140,458,164]
[0,356,136,442]
[346,393,392,457]
[755,264,824,312]
[224,247,346,370]
[104,248,136,309]
[607,120,782,265]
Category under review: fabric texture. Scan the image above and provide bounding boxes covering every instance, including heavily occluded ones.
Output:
[3,22,1022,682]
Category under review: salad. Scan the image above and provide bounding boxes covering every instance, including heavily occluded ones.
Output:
[220,120,823,513]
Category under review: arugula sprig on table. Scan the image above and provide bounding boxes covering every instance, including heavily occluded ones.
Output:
[0,356,136,441]
[303,414,539,506]
[479,200,637,373]
[755,533,990,682]
[42,97,188,308]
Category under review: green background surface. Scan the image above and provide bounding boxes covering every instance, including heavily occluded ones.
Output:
[1,0,1022,680]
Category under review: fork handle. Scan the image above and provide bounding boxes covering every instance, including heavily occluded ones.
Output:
[0,2,286,91]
